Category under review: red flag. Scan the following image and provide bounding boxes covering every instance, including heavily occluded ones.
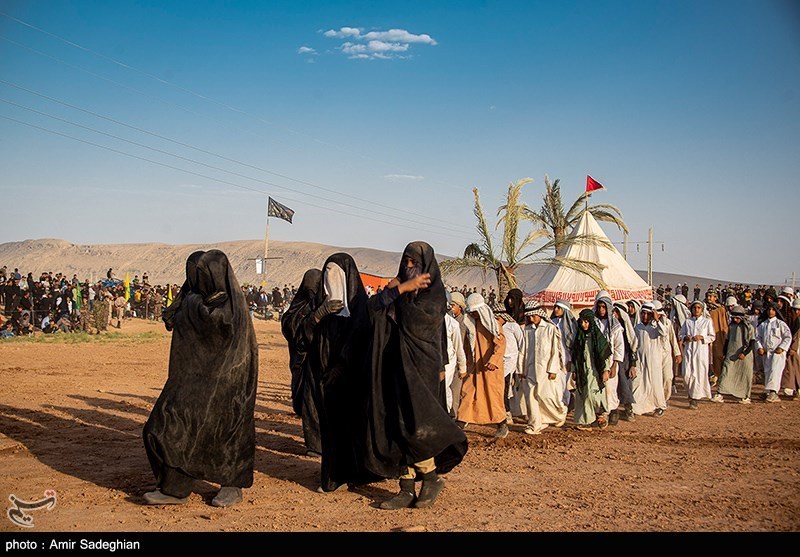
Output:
[586,175,605,192]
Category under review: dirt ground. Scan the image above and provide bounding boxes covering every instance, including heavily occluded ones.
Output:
[1,317,798,533]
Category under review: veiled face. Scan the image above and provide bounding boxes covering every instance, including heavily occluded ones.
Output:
[768,307,777,318]
[554,306,564,318]
[451,303,462,317]
[596,302,608,318]
[692,305,703,317]
[579,319,590,331]
[613,308,622,321]
[641,310,653,325]
[532,315,542,326]
[627,303,636,316]
[733,316,743,325]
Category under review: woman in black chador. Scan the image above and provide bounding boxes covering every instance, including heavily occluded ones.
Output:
[307,253,377,492]
[281,268,323,456]
[143,249,258,508]
[364,241,468,510]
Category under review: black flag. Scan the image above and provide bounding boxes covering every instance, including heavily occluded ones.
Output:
[267,197,294,224]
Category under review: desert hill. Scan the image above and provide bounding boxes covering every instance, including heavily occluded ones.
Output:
[0,238,748,293]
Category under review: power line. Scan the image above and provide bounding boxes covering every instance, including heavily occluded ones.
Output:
[0,11,467,193]
[0,113,474,241]
[0,96,473,237]
[0,78,475,233]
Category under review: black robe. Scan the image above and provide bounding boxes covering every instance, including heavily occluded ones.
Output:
[309,253,377,490]
[280,268,323,454]
[363,241,468,478]
[143,249,258,490]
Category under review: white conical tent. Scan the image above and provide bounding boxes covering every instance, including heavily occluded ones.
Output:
[530,211,653,308]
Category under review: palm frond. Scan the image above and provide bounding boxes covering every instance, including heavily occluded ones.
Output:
[472,187,498,265]
[588,209,629,234]
[565,192,590,222]
[439,256,491,276]
[496,178,533,266]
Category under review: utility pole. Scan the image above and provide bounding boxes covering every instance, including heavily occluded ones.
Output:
[623,231,628,261]
[647,227,653,287]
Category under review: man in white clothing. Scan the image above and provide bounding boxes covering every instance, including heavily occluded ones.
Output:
[492,302,523,425]
[550,299,577,407]
[443,291,467,416]
[652,300,681,403]
[594,292,624,425]
[632,302,668,416]
[515,302,568,434]
[679,300,716,409]
[756,302,792,403]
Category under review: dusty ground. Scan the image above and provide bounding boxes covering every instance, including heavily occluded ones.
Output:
[1,317,798,533]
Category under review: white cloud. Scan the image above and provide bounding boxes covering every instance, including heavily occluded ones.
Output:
[384,174,425,181]
[362,29,437,45]
[323,27,362,38]
[323,27,436,60]
[366,40,409,53]
[297,46,317,55]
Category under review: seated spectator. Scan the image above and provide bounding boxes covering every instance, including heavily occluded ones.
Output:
[41,312,56,334]
[56,313,73,333]
[1,323,15,338]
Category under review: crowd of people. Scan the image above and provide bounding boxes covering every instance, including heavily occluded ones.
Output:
[442,282,800,441]
[0,264,301,337]
[5,256,798,513]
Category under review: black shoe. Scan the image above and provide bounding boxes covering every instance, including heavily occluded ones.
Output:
[414,473,445,509]
[653,408,664,417]
[380,479,416,510]
[494,423,509,438]
[689,398,698,410]
[608,409,620,426]
[143,489,189,506]
[621,406,636,422]
[211,486,242,508]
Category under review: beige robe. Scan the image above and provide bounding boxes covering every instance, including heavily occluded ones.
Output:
[458,318,506,425]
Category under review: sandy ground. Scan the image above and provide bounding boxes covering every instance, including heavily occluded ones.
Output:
[1,317,799,533]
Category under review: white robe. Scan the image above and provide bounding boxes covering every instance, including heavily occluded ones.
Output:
[514,321,568,430]
[659,315,681,402]
[632,320,668,414]
[502,321,524,379]
[756,317,792,392]
[679,316,716,400]
[597,317,624,412]
[552,315,573,406]
[444,313,467,413]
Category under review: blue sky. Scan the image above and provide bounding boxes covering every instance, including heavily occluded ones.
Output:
[1,0,798,285]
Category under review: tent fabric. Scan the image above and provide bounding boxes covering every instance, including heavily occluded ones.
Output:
[530,212,653,309]
[359,272,393,293]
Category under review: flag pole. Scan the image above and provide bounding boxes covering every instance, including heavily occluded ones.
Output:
[264,199,270,280]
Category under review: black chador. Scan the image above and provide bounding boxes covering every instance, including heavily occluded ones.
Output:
[143,249,258,508]
[280,268,323,455]
[309,253,378,492]
[364,241,468,510]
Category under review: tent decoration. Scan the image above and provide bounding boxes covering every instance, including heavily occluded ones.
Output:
[530,211,653,308]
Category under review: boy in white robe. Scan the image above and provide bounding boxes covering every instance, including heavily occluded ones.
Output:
[444,293,467,415]
[756,302,792,403]
[550,300,577,407]
[679,300,716,409]
[493,304,523,424]
[652,300,681,403]
[516,302,567,434]
[632,302,668,416]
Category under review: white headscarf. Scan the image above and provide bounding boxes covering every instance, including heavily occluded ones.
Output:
[671,294,690,329]
[323,261,350,317]
[466,293,499,337]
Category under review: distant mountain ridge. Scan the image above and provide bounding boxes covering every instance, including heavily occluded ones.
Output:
[0,238,751,293]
